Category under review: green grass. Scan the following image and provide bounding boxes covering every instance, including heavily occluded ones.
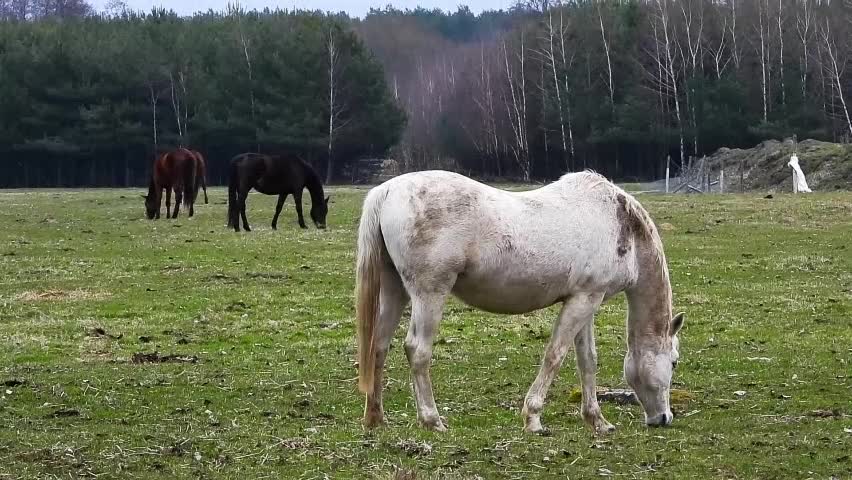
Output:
[1,187,850,479]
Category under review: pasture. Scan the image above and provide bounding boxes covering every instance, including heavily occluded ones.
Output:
[0,187,850,479]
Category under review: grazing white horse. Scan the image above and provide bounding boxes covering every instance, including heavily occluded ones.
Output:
[355,170,684,434]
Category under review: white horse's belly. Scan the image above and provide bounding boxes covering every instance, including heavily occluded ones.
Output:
[451,268,568,314]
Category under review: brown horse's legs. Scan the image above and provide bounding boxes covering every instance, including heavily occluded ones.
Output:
[154,188,161,219]
[231,199,241,232]
[271,194,288,230]
[293,192,307,229]
[239,192,251,232]
[172,189,182,219]
[164,188,171,219]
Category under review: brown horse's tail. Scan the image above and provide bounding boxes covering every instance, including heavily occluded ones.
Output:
[227,159,239,228]
[356,186,387,394]
[192,151,208,204]
[182,152,197,209]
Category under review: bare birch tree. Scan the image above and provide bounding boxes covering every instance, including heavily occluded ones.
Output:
[148,84,159,151]
[169,71,184,145]
[710,14,731,79]
[820,18,852,139]
[557,5,575,163]
[539,6,569,170]
[179,70,189,143]
[729,0,741,71]
[777,0,786,107]
[680,0,704,76]
[598,4,615,111]
[796,0,815,99]
[655,0,685,167]
[476,43,502,176]
[680,0,704,155]
[755,0,769,122]
[326,27,349,184]
[231,6,258,150]
[502,34,530,181]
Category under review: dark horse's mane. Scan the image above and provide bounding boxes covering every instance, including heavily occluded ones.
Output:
[295,156,325,203]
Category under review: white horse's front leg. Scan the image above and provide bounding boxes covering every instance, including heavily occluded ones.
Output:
[574,322,615,434]
[404,294,448,431]
[522,292,603,434]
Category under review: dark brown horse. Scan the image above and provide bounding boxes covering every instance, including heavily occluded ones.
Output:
[227,153,329,232]
[143,148,198,219]
[190,149,209,205]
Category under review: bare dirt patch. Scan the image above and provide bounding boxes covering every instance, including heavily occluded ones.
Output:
[86,327,122,340]
[130,352,199,364]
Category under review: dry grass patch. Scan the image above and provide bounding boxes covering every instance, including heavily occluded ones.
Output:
[15,289,110,302]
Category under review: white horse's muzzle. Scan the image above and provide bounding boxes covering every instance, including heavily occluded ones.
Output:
[646,411,673,427]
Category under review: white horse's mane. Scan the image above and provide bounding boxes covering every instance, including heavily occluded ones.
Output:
[556,170,666,268]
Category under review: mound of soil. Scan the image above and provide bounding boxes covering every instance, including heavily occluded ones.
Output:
[707,138,852,191]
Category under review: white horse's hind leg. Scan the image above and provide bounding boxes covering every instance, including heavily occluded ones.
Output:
[404,293,449,431]
[522,292,604,434]
[574,322,615,434]
[363,267,408,428]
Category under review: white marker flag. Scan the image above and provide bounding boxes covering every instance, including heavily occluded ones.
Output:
[787,155,812,193]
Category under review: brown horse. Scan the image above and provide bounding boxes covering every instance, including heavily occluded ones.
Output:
[190,149,209,205]
[143,148,198,219]
[227,153,329,232]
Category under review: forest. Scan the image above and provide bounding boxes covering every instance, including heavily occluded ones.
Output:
[1,0,851,186]
[0,1,405,187]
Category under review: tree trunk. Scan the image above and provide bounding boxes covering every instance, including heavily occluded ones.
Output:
[730,0,741,71]
[821,20,852,139]
[326,29,338,185]
[169,71,183,145]
[545,8,568,171]
[777,0,785,107]
[758,0,769,123]
[599,5,615,112]
[657,0,684,168]
[237,14,258,151]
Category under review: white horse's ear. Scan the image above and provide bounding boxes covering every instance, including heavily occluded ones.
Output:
[671,312,685,335]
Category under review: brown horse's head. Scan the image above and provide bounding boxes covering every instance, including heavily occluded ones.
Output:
[142,194,157,219]
[310,196,330,229]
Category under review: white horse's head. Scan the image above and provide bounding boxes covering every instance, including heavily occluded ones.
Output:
[624,312,684,427]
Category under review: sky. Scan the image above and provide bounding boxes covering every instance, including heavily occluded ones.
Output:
[90,0,509,18]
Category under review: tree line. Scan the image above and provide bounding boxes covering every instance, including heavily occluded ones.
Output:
[357,1,852,181]
[1,1,851,187]
[0,6,404,187]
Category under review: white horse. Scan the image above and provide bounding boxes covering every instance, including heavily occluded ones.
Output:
[355,171,684,434]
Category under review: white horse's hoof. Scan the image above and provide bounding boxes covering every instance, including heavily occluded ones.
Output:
[592,419,616,435]
[524,415,547,435]
[526,425,552,436]
[420,416,447,432]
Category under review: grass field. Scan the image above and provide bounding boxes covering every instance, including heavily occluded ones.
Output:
[1,187,850,479]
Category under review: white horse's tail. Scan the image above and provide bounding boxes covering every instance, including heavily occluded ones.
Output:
[356,186,387,394]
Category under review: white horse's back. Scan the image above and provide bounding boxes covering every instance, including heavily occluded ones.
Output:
[375,170,640,313]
